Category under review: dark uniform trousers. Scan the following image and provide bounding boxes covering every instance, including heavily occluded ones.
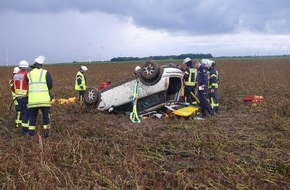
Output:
[29,107,50,128]
[184,85,197,104]
[198,88,213,117]
[209,90,218,113]
[15,97,29,127]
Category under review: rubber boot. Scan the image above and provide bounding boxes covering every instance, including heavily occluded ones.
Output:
[21,127,29,135]
[28,130,36,136]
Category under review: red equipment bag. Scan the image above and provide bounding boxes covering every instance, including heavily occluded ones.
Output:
[243,95,264,104]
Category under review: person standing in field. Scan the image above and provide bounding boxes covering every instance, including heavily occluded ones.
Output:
[182,58,198,104]
[207,60,219,114]
[193,60,214,118]
[10,60,30,133]
[75,66,88,105]
[9,66,20,127]
[27,56,53,138]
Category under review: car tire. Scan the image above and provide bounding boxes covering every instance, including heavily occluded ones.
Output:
[140,60,160,81]
[84,87,100,105]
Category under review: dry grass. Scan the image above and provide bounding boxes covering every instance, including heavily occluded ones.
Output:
[0,58,289,189]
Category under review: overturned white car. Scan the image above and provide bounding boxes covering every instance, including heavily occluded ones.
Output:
[84,60,184,114]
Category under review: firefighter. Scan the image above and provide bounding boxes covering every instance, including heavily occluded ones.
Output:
[182,58,198,104]
[9,67,20,127]
[207,60,219,114]
[75,66,88,105]
[11,60,30,133]
[193,60,214,118]
[27,56,53,138]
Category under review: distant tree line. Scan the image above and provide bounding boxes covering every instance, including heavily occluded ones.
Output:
[110,53,213,62]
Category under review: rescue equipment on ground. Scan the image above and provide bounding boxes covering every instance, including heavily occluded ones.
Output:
[165,103,199,118]
[189,91,200,104]
[243,95,264,105]
[51,97,78,105]
[172,106,199,117]
[130,79,141,123]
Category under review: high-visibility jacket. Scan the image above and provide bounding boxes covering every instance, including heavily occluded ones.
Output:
[12,70,29,97]
[75,71,86,91]
[184,68,197,86]
[27,68,51,108]
[209,67,219,89]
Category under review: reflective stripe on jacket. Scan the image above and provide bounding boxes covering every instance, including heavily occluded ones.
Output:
[75,71,86,91]
[27,68,51,108]
[184,68,197,86]
[12,70,29,97]
[209,68,219,89]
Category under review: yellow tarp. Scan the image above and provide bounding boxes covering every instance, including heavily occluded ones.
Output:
[172,106,199,117]
[51,97,78,104]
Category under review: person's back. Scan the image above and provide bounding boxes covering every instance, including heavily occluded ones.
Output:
[28,67,51,108]
[26,56,53,137]
[182,58,198,104]
[10,60,30,131]
[13,69,29,97]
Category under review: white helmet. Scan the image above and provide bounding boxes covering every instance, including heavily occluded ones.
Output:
[34,55,45,64]
[134,66,141,73]
[18,60,29,68]
[200,59,210,68]
[182,57,191,64]
[81,66,88,71]
[206,61,212,68]
[13,67,20,74]
[201,59,209,64]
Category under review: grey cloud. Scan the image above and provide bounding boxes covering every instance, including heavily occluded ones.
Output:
[1,0,289,34]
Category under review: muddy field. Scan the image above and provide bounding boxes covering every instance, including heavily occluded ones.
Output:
[0,58,289,189]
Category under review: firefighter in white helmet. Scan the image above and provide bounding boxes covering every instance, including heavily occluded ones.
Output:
[182,57,198,104]
[10,60,30,133]
[27,56,53,138]
[193,60,214,118]
[75,66,88,105]
[206,60,219,113]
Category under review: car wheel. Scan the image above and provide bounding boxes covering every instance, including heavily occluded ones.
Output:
[84,87,100,105]
[140,60,160,81]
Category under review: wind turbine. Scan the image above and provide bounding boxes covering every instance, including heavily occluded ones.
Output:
[88,42,92,63]
[6,48,9,66]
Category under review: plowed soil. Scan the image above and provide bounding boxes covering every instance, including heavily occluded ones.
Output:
[0,58,289,189]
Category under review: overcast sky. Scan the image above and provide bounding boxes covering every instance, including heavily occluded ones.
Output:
[0,0,289,65]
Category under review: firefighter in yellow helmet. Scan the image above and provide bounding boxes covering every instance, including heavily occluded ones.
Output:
[27,56,53,138]
[75,66,88,105]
